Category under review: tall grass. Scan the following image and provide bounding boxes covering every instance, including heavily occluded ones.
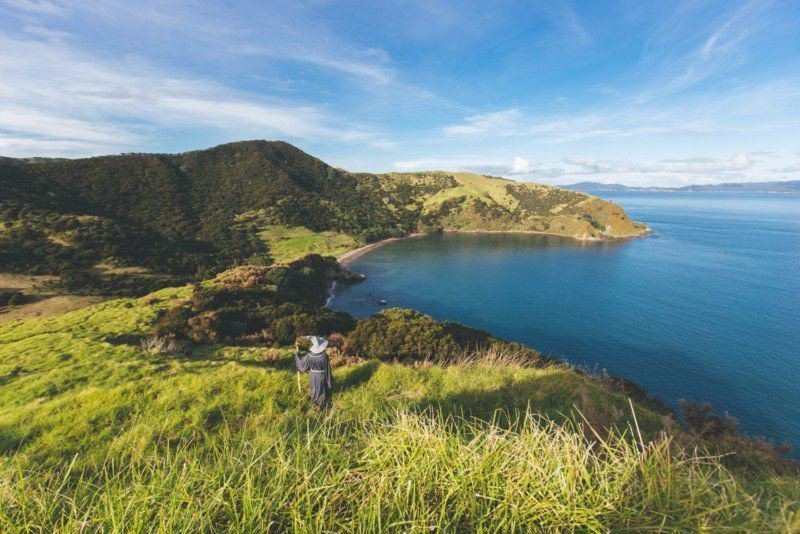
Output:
[1,294,798,531]
[2,409,797,532]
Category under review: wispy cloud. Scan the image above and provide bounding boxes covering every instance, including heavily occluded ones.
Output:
[770,162,800,173]
[233,43,395,87]
[443,109,522,136]
[0,36,378,156]
[563,153,753,174]
[2,0,66,16]
[541,1,591,46]
[699,0,768,59]
[637,0,776,102]
[442,74,800,144]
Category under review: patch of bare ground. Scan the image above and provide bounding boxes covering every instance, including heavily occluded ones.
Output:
[0,273,106,324]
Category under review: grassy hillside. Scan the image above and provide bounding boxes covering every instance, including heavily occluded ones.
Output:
[1,141,647,299]
[413,171,647,237]
[0,258,797,530]
[254,224,360,264]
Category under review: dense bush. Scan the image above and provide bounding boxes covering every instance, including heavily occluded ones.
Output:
[582,213,606,231]
[345,308,494,360]
[0,290,24,307]
[506,183,585,215]
[679,399,739,438]
[151,255,356,346]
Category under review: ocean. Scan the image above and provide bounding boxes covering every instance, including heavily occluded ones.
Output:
[329,192,800,449]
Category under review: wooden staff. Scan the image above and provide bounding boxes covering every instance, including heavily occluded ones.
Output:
[295,341,303,394]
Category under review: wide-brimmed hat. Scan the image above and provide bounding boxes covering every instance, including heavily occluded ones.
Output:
[304,335,328,353]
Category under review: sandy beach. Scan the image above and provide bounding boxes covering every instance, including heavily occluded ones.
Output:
[337,233,424,265]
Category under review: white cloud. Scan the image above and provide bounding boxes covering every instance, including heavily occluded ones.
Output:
[665,153,753,173]
[699,0,768,60]
[393,155,564,180]
[508,156,538,175]
[369,139,398,150]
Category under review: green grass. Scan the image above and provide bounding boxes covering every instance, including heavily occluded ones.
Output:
[422,172,519,210]
[257,225,361,263]
[0,292,798,531]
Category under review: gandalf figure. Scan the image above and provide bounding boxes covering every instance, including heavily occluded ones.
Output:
[294,335,333,409]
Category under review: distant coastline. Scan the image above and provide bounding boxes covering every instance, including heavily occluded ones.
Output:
[561,179,800,194]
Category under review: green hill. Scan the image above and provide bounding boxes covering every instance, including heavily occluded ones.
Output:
[1,141,647,296]
[0,256,797,530]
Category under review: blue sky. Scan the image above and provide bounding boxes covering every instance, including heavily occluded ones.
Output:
[1,0,799,186]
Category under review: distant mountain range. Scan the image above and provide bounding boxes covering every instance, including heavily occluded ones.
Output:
[560,180,800,193]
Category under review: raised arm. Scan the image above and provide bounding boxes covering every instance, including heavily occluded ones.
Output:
[294,349,310,372]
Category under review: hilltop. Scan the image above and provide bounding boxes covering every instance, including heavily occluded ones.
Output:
[1,256,797,530]
[1,141,647,299]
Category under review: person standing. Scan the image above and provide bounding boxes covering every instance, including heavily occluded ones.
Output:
[294,336,333,409]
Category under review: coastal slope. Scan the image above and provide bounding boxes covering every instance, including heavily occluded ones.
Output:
[0,256,796,530]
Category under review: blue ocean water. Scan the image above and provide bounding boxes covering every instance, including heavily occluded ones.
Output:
[330,193,800,449]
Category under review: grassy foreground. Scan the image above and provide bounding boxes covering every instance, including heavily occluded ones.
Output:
[1,290,798,531]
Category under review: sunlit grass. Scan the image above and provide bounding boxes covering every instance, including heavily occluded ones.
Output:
[257,225,360,263]
[422,172,519,210]
[2,410,798,531]
[0,291,798,531]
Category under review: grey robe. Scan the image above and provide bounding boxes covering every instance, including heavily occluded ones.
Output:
[294,350,333,409]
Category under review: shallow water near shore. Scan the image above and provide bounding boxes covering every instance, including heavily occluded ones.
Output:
[330,192,800,450]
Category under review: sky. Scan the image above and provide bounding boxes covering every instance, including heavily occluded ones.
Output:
[1,0,799,186]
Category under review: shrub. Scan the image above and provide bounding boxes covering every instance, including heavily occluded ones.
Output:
[152,305,193,337]
[345,308,490,361]
[679,399,738,438]
[0,290,24,307]
[139,335,191,355]
[150,256,356,346]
